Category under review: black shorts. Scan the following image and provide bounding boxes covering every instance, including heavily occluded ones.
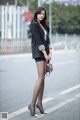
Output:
[35,57,46,62]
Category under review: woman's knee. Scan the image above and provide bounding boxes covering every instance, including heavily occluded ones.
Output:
[38,75,45,81]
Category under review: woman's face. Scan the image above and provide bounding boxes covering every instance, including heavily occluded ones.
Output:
[37,10,45,22]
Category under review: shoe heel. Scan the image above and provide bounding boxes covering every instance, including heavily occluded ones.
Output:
[36,104,44,114]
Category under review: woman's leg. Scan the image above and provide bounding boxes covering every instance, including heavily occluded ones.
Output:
[37,80,44,106]
[31,61,45,107]
[37,61,46,106]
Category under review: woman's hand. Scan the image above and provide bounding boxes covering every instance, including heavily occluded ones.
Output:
[42,50,50,62]
[44,54,50,62]
[48,49,52,61]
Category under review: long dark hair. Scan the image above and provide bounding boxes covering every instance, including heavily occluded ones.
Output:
[32,7,49,29]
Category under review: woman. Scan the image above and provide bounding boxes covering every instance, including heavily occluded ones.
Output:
[28,7,52,116]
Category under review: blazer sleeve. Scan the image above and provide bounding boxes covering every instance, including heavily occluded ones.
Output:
[31,22,45,51]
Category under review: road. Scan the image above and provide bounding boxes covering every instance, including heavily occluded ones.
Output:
[0,50,80,120]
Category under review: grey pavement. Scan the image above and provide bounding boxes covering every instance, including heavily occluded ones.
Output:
[0,50,80,120]
[8,89,80,120]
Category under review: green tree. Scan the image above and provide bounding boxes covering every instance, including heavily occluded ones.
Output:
[18,0,80,34]
[44,3,80,34]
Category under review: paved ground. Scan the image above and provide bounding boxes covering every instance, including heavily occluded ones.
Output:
[0,50,80,120]
[8,89,80,120]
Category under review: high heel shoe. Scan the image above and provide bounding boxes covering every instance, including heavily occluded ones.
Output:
[36,104,44,114]
[28,104,35,116]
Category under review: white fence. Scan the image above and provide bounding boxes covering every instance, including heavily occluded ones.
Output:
[0,5,29,41]
[0,5,32,54]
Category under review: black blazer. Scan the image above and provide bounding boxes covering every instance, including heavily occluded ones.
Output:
[30,21,52,59]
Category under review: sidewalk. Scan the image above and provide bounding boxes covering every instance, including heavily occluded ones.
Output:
[0,49,78,59]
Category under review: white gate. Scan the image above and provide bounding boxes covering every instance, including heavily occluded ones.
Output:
[0,5,31,54]
[0,5,29,41]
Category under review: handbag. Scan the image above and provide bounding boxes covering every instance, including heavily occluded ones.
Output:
[45,63,53,76]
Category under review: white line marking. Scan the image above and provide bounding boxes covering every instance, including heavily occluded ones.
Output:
[54,60,75,65]
[36,95,80,119]
[60,84,80,95]
[8,97,54,119]
[43,98,54,104]
[8,107,28,119]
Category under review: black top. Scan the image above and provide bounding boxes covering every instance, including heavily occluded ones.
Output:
[30,21,52,59]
